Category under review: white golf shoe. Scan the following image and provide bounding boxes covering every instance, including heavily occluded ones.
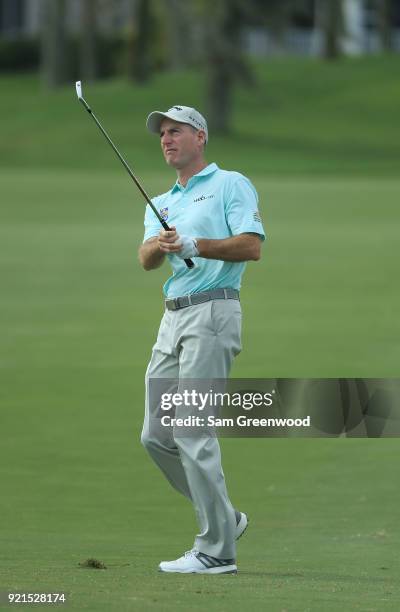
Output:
[158,550,237,574]
[235,511,249,540]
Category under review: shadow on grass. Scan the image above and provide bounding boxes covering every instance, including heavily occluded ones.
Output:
[215,131,398,162]
[238,570,394,584]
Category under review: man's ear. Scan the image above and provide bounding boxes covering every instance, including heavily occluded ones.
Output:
[197,130,206,148]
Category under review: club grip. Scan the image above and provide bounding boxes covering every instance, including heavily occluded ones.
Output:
[161,220,194,269]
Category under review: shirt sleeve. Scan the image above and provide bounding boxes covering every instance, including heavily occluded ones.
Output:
[225,177,266,241]
[143,201,161,243]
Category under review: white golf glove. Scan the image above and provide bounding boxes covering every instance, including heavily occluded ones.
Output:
[175,235,199,259]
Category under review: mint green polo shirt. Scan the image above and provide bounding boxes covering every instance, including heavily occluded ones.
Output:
[143,163,266,298]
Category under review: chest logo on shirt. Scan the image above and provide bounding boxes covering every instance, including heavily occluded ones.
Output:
[193,194,215,203]
[159,207,169,220]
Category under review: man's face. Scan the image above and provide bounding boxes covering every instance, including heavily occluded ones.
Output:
[160,118,205,169]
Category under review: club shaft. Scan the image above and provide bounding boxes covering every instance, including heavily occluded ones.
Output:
[79,97,194,269]
[80,98,165,225]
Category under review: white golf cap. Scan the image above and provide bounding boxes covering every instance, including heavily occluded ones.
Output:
[146,105,208,143]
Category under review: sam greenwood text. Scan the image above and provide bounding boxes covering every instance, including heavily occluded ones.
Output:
[161,415,311,427]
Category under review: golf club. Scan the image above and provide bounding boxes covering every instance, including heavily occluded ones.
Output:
[75,81,194,269]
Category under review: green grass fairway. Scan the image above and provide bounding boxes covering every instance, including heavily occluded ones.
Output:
[1,169,399,377]
[1,169,399,610]
[0,56,399,177]
[1,57,400,610]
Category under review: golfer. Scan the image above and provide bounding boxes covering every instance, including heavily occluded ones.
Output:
[139,105,265,574]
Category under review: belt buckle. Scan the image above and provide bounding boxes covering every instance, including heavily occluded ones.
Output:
[165,298,177,311]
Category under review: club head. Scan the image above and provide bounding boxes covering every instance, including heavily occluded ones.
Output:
[75,81,83,100]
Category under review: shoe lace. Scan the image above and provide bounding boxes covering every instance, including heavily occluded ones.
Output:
[183,549,197,559]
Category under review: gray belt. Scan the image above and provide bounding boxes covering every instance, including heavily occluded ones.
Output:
[165,288,239,311]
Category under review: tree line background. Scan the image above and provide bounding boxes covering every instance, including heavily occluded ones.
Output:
[1,0,398,132]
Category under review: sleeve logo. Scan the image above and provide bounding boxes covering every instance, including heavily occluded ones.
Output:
[253,210,262,223]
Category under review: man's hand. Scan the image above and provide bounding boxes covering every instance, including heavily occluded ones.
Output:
[158,227,181,253]
[158,227,199,259]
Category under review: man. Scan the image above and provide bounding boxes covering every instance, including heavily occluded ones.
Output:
[138,105,265,574]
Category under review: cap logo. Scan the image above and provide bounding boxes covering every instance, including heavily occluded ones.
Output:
[188,114,205,129]
[170,106,183,111]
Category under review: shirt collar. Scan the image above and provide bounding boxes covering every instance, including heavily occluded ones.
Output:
[171,163,218,193]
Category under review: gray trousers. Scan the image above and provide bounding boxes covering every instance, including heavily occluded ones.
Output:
[141,298,242,559]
